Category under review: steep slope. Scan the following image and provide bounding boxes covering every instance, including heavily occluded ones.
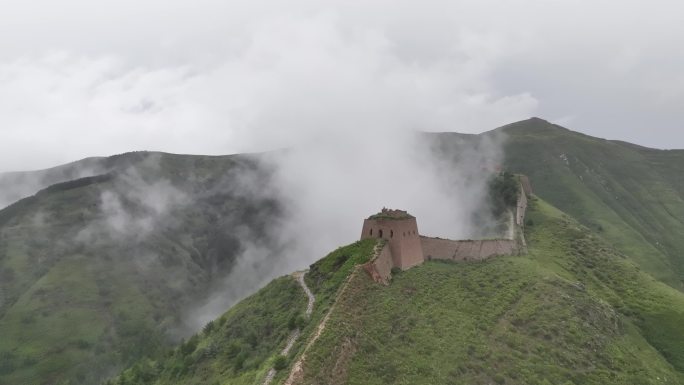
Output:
[111,239,378,385]
[116,197,684,385]
[502,119,684,289]
[431,119,684,290]
[293,197,684,384]
[0,152,282,385]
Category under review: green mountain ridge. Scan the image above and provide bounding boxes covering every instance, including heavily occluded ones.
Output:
[3,118,684,384]
[114,195,684,385]
[0,152,284,384]
[431,118,684,290]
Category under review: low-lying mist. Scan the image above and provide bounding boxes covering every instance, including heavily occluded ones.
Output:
[188,127,506,329]
[0,12,514,333]
[0,112,507,338]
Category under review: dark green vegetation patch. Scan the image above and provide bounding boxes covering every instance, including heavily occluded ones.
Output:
[488,171,521,217]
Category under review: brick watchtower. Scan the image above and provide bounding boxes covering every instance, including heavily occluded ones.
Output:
[360,208,425,270]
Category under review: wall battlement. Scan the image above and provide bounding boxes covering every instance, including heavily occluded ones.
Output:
[361,180,530,284]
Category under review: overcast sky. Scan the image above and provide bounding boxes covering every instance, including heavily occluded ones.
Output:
[1,0,683,172]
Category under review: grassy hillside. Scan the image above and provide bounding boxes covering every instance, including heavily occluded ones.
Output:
[115,197,684,385]
[0,152,282,385]
[112,276,307,385]
[431,118,684,290]
[111,239,378,385]
[292,196,684,385]
[501,119,684,289]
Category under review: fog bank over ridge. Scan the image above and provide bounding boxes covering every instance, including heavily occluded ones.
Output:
[188,126,506,328]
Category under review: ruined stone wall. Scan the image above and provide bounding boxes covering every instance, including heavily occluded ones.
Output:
[516,185,528,227]
[421,237,520,261]
[363,242,393,285]
[519,175,533,196]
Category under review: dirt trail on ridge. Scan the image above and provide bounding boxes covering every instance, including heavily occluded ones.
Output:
[283,267,361,385]
[262,271,314,385]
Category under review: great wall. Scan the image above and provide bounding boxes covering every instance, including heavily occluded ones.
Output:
[362,178,530,284]
[272,177,532,384]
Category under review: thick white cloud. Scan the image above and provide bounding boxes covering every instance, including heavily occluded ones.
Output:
[0,0,683,171]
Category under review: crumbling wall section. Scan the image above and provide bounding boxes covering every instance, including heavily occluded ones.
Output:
[516,184,528,227]
[421,237,520,261]
[363,242,394,285]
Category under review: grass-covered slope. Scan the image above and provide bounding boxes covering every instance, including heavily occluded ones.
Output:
[112,276,307,385]
[525,198,684,375]
[432,118,684,290]
[111,239,378,385]
[0,152,281,385]
[6,119,684,385]
[293,197,684,385]
[501,118,684,289]
[116,197,684,385]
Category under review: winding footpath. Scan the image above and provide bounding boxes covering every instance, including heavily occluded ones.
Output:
[283,267,361,385]
[296,271,315,317]
[262,271,315,385]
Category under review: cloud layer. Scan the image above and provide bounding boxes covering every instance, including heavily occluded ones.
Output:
[3,1,683,172]
[2,1,683,173]
[0,1,533,172]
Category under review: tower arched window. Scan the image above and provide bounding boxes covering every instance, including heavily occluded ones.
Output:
[379,229,384,238]
[370,228,373,236]
[390,230,394,238]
